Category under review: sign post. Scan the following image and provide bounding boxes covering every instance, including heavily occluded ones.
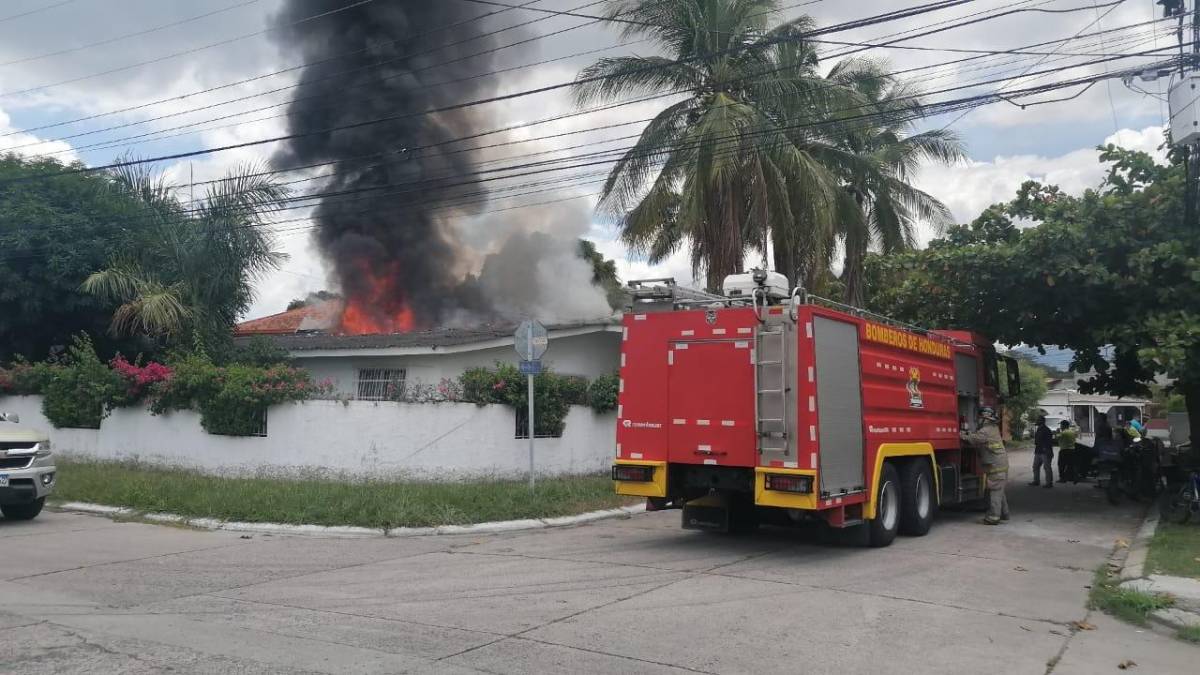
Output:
[514,320,548,489]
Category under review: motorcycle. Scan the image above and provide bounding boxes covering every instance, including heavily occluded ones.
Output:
[1095,434,1160,505]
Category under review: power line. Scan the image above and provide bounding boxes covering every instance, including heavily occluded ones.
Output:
[0,0,262,69]
[941,0,1128,129]
[0,0,551,138]
[0,0,1086,159]
[0,0,78,25]
[0,0,380,100]
[4,0,827,155]
[4,17,1178,220]
[36,0,1160,165]
[2,42,1184,254]
[4,0,614,154]
[0,0,1136,185]
[34,12,1174,161]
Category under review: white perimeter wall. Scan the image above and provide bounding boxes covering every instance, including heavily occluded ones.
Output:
[0,396,617,480]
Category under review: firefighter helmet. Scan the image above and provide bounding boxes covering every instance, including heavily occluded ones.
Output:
[979,407,998,423]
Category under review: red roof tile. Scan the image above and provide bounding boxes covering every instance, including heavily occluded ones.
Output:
[235,301,340,336]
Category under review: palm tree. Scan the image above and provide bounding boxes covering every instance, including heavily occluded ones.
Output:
[821,59,964,307]
[573,0,843,292]
[82,162,289,351]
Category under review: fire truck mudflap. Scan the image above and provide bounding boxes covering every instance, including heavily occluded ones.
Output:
[613,275,1016,545]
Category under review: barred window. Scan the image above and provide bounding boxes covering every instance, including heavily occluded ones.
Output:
[356,368,406,401]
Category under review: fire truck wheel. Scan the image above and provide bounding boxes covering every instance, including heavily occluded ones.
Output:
[868,463,901,547]
[899,461,935,536]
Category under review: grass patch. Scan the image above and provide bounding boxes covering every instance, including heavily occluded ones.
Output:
[1146,521,1200,578]
[1088,567,1175,626]
[1179,625,1200,644]
[51,458,635,529]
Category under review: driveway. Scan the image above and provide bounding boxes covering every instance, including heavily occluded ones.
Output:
[1,451,1195,674]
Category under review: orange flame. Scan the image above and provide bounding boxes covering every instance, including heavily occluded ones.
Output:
[336,262,418,335]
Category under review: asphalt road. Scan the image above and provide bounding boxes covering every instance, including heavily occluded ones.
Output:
[2,450,1195,674]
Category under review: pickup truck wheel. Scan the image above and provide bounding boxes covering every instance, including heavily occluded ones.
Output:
[868,463,900,547]
[899,461,935,536]
[1,497,44,521]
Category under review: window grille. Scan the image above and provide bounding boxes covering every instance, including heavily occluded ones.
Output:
[356,368,406,401]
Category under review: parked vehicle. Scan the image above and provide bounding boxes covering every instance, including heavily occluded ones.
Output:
[1095,433,1160,505]
[1159,443,1199,524]
[612,272,1020,547]
[0,412,56,521]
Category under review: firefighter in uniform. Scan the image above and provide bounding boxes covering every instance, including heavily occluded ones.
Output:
[962,407,1009,525]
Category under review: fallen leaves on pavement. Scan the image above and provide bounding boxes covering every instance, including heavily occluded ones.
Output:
[1118,659,1137,669]
[1071,620,1097,631]
[1014,566,1028,572]
[1115,538,1129,548]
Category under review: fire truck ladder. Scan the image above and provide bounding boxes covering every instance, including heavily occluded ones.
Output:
[755,323,790,457]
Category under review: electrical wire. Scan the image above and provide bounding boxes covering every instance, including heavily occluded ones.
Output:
[0,0,78,25]
[0,0,262,69]
[1,42,1185,256]
[21,9,1175,161]
[941,0,1128,128]
[0,0,380,100]
[4,17,1176,223]
[0,0,1166,187]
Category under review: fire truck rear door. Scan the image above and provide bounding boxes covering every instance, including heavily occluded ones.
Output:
[667,340,756,467]
[813,316,866,495]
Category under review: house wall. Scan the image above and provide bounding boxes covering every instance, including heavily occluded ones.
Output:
[0,396,617,480]
[301,330,621,397]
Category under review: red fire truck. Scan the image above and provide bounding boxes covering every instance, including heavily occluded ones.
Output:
[611,273,1020,546]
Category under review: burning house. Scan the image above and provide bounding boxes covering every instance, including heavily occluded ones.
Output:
[235,301,620,402]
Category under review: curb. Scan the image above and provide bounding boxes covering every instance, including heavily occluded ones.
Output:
[1150,607,1200,632]
[1119,509,1158,581]
[52,501,647,538]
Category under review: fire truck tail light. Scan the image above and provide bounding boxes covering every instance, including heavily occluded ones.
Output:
[612,465,655,482]
[765,474,813,494]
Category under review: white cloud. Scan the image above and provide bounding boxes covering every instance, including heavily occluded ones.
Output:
[0,106,76,160]
[912,125,1167,242]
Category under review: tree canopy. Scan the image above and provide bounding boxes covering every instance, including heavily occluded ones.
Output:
[81,162,289,356]
[0,154,155,360]
[576,0,958,295]
[865,144,1200,424]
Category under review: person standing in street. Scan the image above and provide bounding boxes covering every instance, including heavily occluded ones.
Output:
[1056,420,1078,482]
[1030,415,1054,488]
[963,407,1009,525]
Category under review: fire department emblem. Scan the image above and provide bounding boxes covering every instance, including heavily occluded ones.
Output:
[907,367,924,409]
[704,310,717,325]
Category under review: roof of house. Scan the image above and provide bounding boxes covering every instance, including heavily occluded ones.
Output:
[235,301,340,336]
[232,318,619,353]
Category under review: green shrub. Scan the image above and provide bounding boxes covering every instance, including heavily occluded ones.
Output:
[559,375,590,407]
[588,373,619,413]
[460,366,506,405]
[0,359,54,395]
[228,336,292,367]
[459,362,572,436]
[151,356,329,435]
[39,335,124,429]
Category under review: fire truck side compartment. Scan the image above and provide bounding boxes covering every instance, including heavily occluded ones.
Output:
[812,316,866,496]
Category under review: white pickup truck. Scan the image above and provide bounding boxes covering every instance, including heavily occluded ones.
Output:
[0,412,56,520]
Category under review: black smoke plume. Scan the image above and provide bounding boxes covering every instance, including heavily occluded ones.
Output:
[273,1,613,333]
[272,0,506,332]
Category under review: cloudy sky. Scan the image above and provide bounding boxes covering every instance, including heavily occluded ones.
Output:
[0,0,1180,319]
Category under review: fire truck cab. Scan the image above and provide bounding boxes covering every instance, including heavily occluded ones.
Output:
[612,273,1019,546]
